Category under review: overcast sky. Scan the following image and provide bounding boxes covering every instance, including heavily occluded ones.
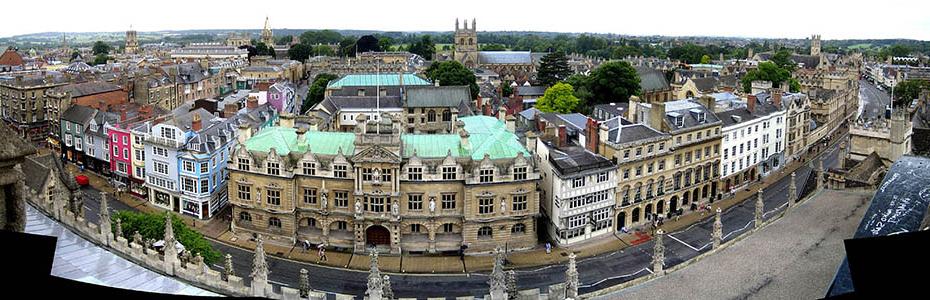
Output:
[4,0,929,40]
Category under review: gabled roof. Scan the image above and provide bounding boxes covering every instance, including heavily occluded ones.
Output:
[691,77,719,92]
[405,85,471,108]
[326,73,431,89]
[61,105,98,124]
[324,96,403,110]
[635,66,671,92]
[50,82,122,98]
[546,144,615,176]
[607,123,669,145]
[516,86,547,96]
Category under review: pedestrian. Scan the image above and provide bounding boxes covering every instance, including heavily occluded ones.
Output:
[545,242,551,254]
[317,244,327,262]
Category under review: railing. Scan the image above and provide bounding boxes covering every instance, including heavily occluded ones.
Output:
[145,135,183,148]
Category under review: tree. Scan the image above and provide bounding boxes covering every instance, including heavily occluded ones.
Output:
[667,43,706,64]
[892,79,930,107]
[255,42,276,58]
[480,44,506,51]
[313,45,335,57]
[304,73,338,113]
[288,43,312,61]
[740,61,792,93]
[564,74,594,104]
[339,37,357,57]
[408,35,436,60]
[238,45,258,59]
[501,82,513,97]
[356,35,381,53]
[92,41,111,55]
[299,30,343,46]
[587,61,641,104]
[700,54,712,64]
[378,36,394,52]
[536,83,581,113]
[276,35,293,45]
[771,49,796,72]
[425,61,478,98]
[70,50,81,61]
[536,51,572,86]
[93,54,110,65]
[112,211,221,264]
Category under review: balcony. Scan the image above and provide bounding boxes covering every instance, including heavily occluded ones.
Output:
[145,135,183,148]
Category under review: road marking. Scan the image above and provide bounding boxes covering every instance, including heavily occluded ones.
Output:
[667,234,699,251]
[269,280,290,287]
[645,267,653,274]
[579,268,652,288]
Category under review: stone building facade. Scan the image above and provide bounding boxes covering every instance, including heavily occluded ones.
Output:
[0,72,69,147]
[229,115,539,254]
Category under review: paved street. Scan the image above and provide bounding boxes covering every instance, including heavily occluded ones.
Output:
[601,189,872,299]
[61,135,846,298]
[859,79,891,120]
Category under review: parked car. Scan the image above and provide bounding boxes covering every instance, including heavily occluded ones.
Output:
[75,175,90,186]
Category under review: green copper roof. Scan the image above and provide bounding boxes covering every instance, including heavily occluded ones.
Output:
[245,116,529,160]
[244,127,355,156]
[326,73,432,89]
[402,115,530,160]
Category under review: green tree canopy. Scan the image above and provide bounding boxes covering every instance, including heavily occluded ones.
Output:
[408,35,436,60]
[70,50,81,61]
[668,43,707,64]
[303,73,339,114]
[356,35,381,53]
[740,61,793,93]
[700,54,712,64]
[425,61,478,98]
[92,41,111,55]
[112,211,221,264]
[771,49,797,72]
[536,83,581,113]
[93,54,110,65]
[288,43,312,61]
[480,44,506,51]
[586,60,641,104]
[536,51,572,86]
[892,79,930,107]
[254,42,276,58]
[339,37,357,57]
[299,30,343,45]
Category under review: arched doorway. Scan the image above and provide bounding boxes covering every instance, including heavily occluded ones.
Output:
[645,204,653,220]
[692,188,700,203]
[366,225,391,246]
[683,191,690,206]
[670,196,679,214]
[656,200,665,216]
[617,212,627,230]
[632,208,641,223]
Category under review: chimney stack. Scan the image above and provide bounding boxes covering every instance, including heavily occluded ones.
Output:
[279,112,295,128]
[747,94,757,113]
[237,123,252,143]
[628,96,641,122]
[649,102,666,131]
[506,115,516,133]
[224,102,238,118]
[586,117,599,153]
[498,106,507,122]
[120,106,128,122]
[191,113,202,131]
[525,131,538,153]
[460,129,471,150]
[246,95,258,109]
[557,125,567,148]
[296,127,308,145]
[700,95,716,113]
[772,91,782,108]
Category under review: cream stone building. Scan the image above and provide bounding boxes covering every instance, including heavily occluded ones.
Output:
[229,114,539,254]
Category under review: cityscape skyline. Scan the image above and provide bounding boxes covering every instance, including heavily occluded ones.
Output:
[4,0,930,41]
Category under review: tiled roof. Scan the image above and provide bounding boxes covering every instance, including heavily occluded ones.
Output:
[50,82,121,98]
[635,66,670,92]
[546,144,615,176]
[607,123,669,145]
[60,105,98,124]
[516,86,547,96]
[326,73,431,89]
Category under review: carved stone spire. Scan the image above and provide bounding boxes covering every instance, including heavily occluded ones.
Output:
[223,253,235,281]
[382,274,394,300]
[712,207,723,249]
[251,235,269,297]
[366,252,384,300]
[755,188,764,229]
[488,246,507,300]
[505,270,517,300]
[652,229,665,274]
[163,213,179,275]
[565,252,579,299]
[299,268,310,297]
[115,217,123,239]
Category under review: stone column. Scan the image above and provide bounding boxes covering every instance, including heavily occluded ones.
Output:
[163,213,180,275]
[488,247,508,300]
[251,235,269,297]
[712,208,722,249]
[115,218,123,240]
[299,268,310,298]
[427,224,437,253]
[754,189,764,229]
[788,172,798,207]
[816,159,825,190]
[366,252,384,300]
[565,252,579,299]
[652,229,665,274]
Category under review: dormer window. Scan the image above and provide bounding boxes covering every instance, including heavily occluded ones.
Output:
[408,167,422,180]
[238,158,250,171]
[513,167,527,181]
[302,162,316,175]
[479,168,494,183]
[442,166,457,180]
[267,162,280,175]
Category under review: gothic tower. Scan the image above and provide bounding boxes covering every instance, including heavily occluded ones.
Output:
[125,26,139,54]
[453,18,479,68]
[810,34,821,56]
[261,17,274,46]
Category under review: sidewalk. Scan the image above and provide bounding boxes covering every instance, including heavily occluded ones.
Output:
[64,129,847,274]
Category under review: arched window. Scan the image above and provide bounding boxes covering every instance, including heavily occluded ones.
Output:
[468,38,473,45]
[427,110,436,122]
[459,38,465,45]
[269,217,281,228]
[657,176,665,195]
[302,218,317,228]
[239,212,251,222]
[478,226,493,239]
[442,110,452,122]
[511,223,526,234]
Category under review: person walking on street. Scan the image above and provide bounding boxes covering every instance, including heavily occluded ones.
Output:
[317,244,328,262]
[545,242,552,254]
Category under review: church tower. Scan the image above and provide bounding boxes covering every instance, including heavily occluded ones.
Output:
[453,18,479,68]
[810,34,821,56]
[125,26,139,54]
[261,17,274,46]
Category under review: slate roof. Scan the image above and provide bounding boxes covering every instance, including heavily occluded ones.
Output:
[518,107,542,121]
[716,99,782,128]
[593,103,629,121]
[606,122,669,145]
[539,113,588,134]
[644,99,721,132]
[691,77,719,92]
[162,63,209,84]
[86,111,118,138]
[405,85,471,108]
[791,54,821,69]
[328,86,404,97]
[546,144,616,177]
[478,51,533,65]
[60,105,98,124]
[50,82,122,98]
[635,66,671,92]
[516,86,547,97]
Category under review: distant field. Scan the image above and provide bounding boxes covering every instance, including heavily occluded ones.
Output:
[848,43,872,49]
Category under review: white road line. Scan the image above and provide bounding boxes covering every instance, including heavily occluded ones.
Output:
[269,280,290,287]
[579,268,651,288]
[645,267,653,274]
[723,221,753,240]
[666,234,699,252]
